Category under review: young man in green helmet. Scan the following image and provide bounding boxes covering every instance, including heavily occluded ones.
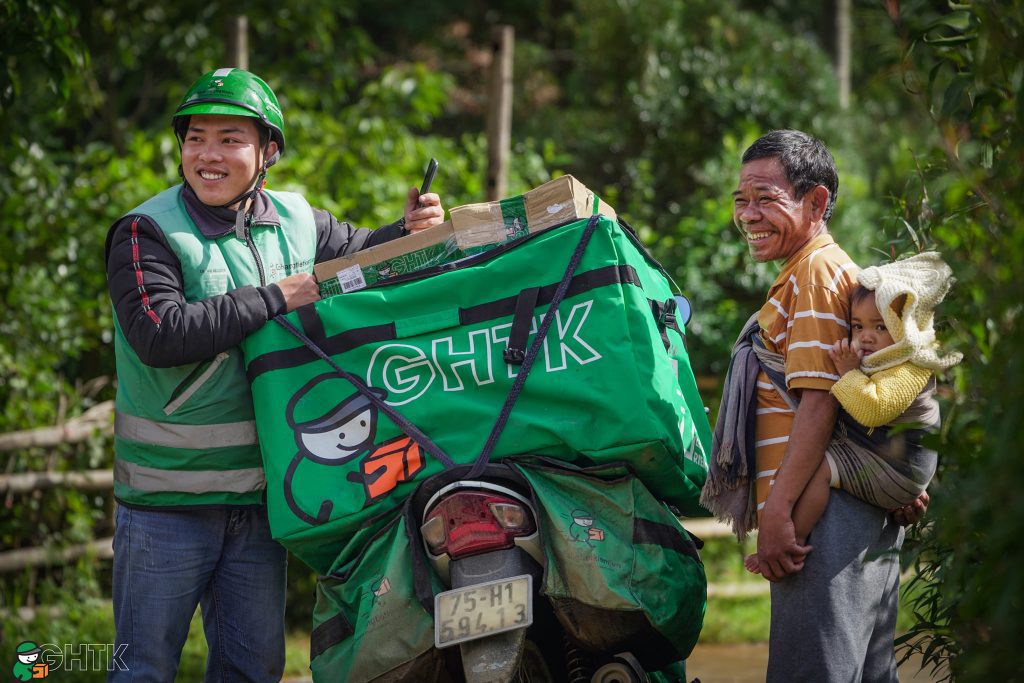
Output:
[104,68,444,681]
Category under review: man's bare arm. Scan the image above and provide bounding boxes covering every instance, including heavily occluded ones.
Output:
[756,388,838,581]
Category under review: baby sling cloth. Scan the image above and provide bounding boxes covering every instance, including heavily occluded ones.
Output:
[700,313,939,540]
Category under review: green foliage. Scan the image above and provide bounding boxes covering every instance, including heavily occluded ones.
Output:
[0,132,175,426]
[867,2,1024,680]
[700,595,771,643]
[495,0,912,374]
[1,70,134,616]
[0,0,92,125]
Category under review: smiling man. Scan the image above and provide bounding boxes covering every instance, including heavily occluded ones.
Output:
[181,115,271,207]
[731,130,922,681]
[104,68,444,682]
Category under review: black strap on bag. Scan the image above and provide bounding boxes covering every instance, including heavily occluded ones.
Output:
[503,286,541,364]
[402,498,440,614]
[650,297,677,352]
[273,315,457,469]
[633,517,702,562]
[467,214,601,479]
[296,304,327,346]
[309,611,354,661]
[246,265,641,381]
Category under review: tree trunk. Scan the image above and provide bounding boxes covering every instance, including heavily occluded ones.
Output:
[486,25,514,201]
[821,0,851,109]
[226,16,249,70]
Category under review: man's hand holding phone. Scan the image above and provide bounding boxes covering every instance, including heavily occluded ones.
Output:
[404,158,444,232]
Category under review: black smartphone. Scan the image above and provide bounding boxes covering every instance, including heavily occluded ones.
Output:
[419,158,438,198]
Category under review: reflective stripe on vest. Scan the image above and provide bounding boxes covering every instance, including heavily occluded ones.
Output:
[115,411,258,449]
[114,459,265,494]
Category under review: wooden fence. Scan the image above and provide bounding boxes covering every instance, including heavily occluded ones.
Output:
[1,396,765,596]
[0,400,116,573]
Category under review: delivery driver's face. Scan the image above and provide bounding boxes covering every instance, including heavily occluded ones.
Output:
[181,114,278,209]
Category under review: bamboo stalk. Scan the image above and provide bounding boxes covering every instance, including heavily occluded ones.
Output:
[0,469,113,494]
[0,604,64,623]
[225,16,249,70]
[0,401,113,451]
[707,581,770,597]
[681,518,744,539]
[0,537,114,573]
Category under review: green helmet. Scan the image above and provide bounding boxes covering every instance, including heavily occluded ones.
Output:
[173,68,285,154]
[16,641,41,655]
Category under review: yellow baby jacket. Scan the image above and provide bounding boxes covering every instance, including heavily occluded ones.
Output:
[830,362,933,428]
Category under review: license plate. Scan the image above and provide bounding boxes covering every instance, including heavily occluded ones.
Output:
[434,574,533,648]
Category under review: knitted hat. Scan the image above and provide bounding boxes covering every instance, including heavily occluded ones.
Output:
[857,251,963,373]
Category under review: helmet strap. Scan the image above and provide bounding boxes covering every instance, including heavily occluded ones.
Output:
[232,200,249,240]
[230,142,273,239]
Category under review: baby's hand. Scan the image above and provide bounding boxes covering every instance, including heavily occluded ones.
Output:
[828,338,862,375]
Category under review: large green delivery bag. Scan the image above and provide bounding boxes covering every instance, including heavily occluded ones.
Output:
[242,214,711,573]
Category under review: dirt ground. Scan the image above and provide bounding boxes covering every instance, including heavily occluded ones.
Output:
[282,640,946,682]
[685,642,945,682]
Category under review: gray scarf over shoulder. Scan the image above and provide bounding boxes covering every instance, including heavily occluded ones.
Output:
[699,313,763,540]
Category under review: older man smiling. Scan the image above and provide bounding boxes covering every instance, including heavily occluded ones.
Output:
[721,130,925,681]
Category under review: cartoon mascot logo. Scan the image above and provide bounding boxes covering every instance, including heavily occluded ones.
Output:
[11,641,47,680]
[569,509,605,546]
[283,373,425,525]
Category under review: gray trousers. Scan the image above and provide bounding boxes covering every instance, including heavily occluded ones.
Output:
[767,489,904,683]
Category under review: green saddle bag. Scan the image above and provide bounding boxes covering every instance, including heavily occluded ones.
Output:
[309,508,450,683]
[510,457,706,670]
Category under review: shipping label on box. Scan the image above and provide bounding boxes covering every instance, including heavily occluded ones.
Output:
[315,222,457,297]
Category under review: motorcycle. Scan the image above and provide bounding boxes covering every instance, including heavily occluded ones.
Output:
[267,216,710,683]
[409,462,694,683]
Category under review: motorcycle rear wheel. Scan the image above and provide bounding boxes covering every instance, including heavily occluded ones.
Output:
[511,640,557,683]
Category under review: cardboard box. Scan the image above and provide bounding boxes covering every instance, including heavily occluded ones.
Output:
[314,175,617,296]
[315,221,457,297]
[449,175,616,249]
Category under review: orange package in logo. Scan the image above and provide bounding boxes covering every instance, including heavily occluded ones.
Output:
[361,437,424,501]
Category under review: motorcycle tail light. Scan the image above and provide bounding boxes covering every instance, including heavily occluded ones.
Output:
[421,515,447,553]
[489,502,529,530]
[421,491,535,559]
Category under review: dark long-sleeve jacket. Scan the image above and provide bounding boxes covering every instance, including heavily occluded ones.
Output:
[105,185,404,368]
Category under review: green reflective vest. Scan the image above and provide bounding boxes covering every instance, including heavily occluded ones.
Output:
[112,186,317,507]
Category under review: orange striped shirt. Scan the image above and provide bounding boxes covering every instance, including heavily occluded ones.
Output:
[754,233,859,510]
[757,233,859,391]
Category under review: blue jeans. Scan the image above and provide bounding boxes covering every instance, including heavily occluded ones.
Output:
[110,505,288,683]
